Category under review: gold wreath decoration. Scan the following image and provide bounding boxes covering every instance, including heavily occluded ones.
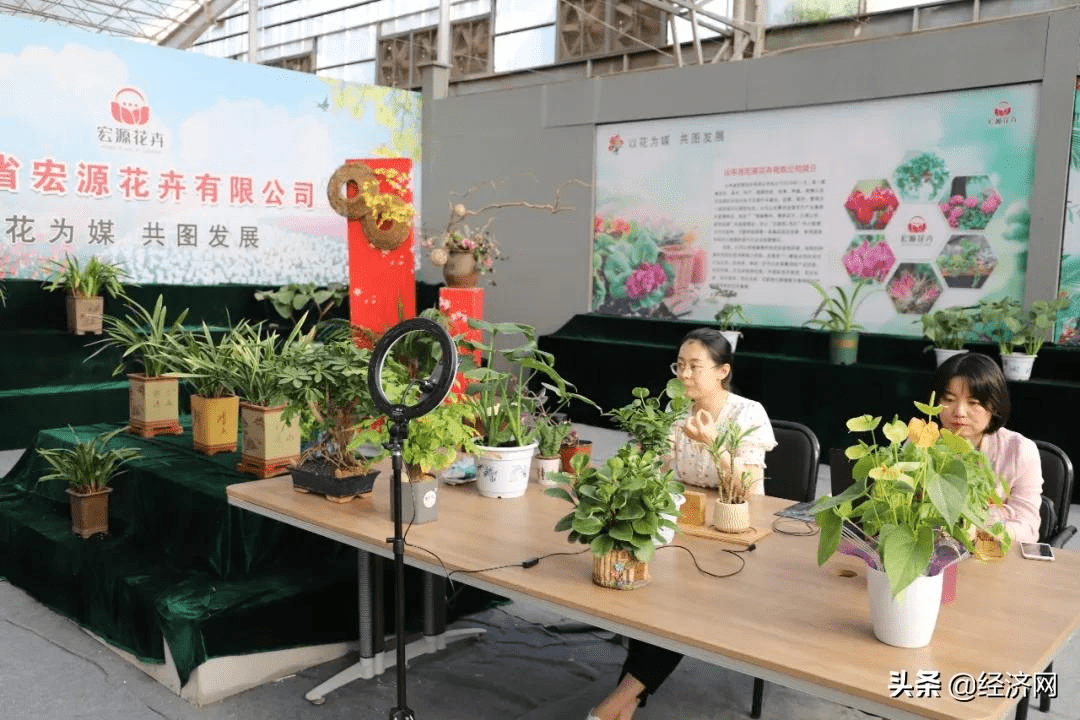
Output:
[362,209,412,251]
[326,162,376,219]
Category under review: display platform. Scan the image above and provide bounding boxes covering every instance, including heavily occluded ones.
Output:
[0,420,497,703]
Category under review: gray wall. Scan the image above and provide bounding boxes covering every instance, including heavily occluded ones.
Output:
[421,8,1080,335]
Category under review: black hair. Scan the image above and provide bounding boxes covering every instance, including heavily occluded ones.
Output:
[679,328,733,390]
[930,352,1010,433]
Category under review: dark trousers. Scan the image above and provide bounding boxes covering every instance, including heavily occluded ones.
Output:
[620,639,683,706]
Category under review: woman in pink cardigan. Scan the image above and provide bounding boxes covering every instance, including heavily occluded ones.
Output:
[932,352,1043,543]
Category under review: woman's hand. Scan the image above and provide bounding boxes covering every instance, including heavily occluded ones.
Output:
[683,408,718,445]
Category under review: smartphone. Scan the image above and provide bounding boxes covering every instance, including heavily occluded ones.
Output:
[1020,542,1055,561]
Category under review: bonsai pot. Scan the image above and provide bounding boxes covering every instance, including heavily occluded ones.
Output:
[66,295,104,335]
[559,440,593,473]
[290,460,379,503]
[829,331,859,365]
[127,374,182,438]
[531,455,562,487]
[866,567,943,648]
[712,500,751,533]
[67,486,113,538]
[190,395,239,455]
[1000,352,1036,382]
[475,442,537,498]
[237,402,301,478]
[593,549,650,590]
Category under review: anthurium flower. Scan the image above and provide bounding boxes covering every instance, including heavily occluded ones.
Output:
[845,442,870,460]
[868,462,916,486]
[846,414,881,433]
[882,418,908,444]
[907,417,940,448]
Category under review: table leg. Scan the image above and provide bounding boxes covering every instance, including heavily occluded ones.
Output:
[304,553,484,704]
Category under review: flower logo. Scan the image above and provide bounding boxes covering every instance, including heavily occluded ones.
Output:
[907,216,927,234]
[111,87,150,126]
[993,101,1012,118]
[608,134,625,154]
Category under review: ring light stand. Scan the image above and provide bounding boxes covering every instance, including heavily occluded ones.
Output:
[367,317,457,720]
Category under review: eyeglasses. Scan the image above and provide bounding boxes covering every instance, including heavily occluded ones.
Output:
[670,362,717,376]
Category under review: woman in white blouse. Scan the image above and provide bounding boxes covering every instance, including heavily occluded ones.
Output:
[588,327,776,720]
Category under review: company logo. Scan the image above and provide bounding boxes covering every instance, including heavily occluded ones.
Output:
[111,87,150,126]
[900,215,933,248]
[608,134,624,154]
[907,215,927,234]
[989,100,1016,126]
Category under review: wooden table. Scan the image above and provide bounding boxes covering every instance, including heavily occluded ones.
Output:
[227,473,1080,720]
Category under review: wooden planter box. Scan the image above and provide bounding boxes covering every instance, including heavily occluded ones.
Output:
[66,295,104,335]
[67,487,113,538]
[128,374,182,438]
[237,402,300,478]
[190,395,239,455]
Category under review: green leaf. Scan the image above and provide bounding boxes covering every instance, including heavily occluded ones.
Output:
[879,524,934,597]
[572,516,604,536]
[846,414,881,433]
[609,521,634,542]
[815,509,842,566]
[590,535,614,557]
[553,511,575,533]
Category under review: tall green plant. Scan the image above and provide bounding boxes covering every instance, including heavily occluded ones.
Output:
[230,318,308,407]
[804,281,871,333]
[97,295,189,377]
[608,382,688,456]
[170,321,252,397]
[41,254,132,299]
[37,426,141,493]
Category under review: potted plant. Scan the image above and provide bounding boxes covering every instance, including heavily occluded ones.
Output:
[41,253,132,335]
[253,282,348,334]
[96,295,189,438]
[714,303,748,352]
[460,317,592,498]
[231,319,308,478]
[36,426,141,538]
[920,305,975,366]
[545,442,684,589]
[170,321,250,455]
[804,281,872,365]
[274,329,385,501]
[607,382,688,456]
[532,413,573,486]
[684,417,761,533]
[810,397,1010,647]
[397,396,480,522]
[559,428,593,474]
[976,296,1070,381]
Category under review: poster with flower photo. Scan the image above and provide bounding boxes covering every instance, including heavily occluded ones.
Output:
[592,84,1037,336]
[0,15,420,286]
[1056,80,1080,345]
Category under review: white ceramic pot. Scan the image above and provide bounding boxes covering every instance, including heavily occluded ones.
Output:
[475,442,538,498]
[531,455,562,487]
[720,330,740,353]
[933,348,968,367]
[712,500,750,533]
[1001,352,1036,381]
[866,567,943,648]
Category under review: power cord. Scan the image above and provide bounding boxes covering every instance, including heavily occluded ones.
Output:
[403,539,589,594]
[771,517,819,536]
[657,542,750,579]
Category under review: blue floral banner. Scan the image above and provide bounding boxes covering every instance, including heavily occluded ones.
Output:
[592,83,1038,336]
[0,15,420,285]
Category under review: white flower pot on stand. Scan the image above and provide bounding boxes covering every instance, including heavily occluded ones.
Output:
[866,568,943,648]
[531,455,562,487]
[1001,353,1036,381]
[933,348,968,367]
[475,442,538,498]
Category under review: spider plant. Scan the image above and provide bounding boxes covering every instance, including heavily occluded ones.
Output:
[37,426,142,493]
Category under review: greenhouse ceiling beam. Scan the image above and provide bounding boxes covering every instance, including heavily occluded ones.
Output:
[158,0,240,48]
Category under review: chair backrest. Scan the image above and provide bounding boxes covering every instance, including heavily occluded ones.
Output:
[763,420,820,503]
[1034,439,1074,544]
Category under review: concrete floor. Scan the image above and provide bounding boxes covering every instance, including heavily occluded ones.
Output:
[2,433,1078,720]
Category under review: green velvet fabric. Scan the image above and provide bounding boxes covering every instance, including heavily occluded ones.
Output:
[541,314,1080,502]
[0,419,501,685]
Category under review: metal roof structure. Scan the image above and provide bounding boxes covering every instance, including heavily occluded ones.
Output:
[0,0,237,46]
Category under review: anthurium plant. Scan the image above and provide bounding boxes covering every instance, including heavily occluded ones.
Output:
[811,397,1011,597]
[545,443,684,563]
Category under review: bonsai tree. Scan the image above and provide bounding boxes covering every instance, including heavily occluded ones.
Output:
[811,397,1011,597]
[607,382,689,456]
[275,331,384,477]
[37,426,142,494]
[920,305,975,351]
[545,442,684,564]
[41,253,132,302]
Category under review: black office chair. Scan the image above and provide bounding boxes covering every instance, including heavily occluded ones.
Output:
[1014,440,1075,720]
[752,420,821,718]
